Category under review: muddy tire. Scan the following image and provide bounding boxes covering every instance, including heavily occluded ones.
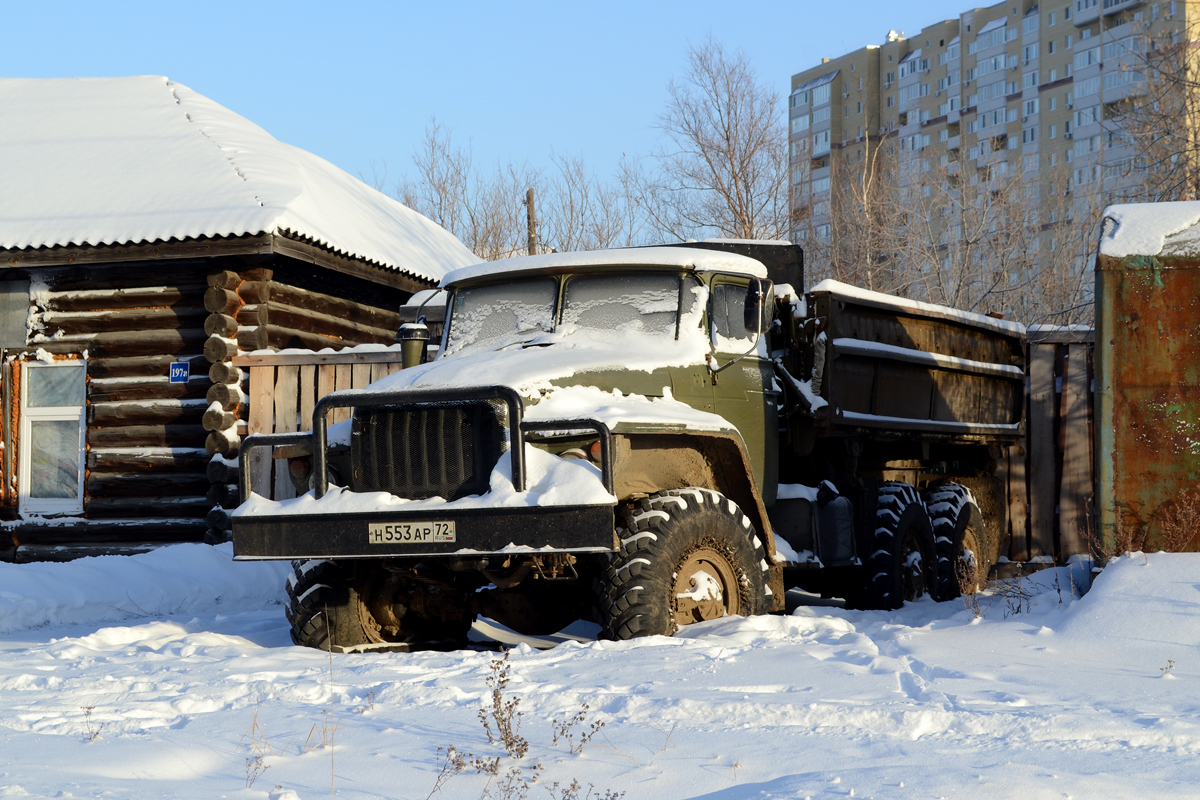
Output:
[858,482,937,610]
[285,560,373,650]
[600,488,770,640]
[925,482,991,600]
[286,561,471,651]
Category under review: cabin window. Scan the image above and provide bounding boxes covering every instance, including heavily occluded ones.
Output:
[19,360,86,515]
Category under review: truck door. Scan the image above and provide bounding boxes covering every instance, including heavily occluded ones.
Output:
[709,277,780,505]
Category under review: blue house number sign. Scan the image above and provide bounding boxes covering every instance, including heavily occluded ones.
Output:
[169,362,190,383]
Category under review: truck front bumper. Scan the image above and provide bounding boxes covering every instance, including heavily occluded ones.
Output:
[232,504,617,560]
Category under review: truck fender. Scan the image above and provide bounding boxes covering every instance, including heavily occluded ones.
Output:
[611,430,785,611]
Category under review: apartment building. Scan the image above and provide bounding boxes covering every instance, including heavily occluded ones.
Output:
[789,0,1193,298]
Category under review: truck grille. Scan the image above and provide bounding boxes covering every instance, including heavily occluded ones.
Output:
[350,401,506,500]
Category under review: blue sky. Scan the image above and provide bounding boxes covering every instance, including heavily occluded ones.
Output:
[6,1,970,189]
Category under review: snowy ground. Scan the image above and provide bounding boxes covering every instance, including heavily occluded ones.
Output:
[1,546,1198,799]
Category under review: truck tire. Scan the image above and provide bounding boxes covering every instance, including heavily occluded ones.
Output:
[286,561,472,650]
[924,483,991,600]
[858,482,937,610]
[600,488,770,640]
[285,560,373,650]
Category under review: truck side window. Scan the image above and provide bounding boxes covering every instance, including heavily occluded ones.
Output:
[710,283,752,350]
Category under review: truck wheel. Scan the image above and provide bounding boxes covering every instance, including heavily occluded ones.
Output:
[286,561,471,650]
[600,488,770,640]
[924,483,991,600]
[859,482,937,610]
[286,560,373,650]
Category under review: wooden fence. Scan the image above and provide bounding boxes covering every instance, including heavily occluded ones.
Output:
[1015,327,1095,564]
[231,350,406,502]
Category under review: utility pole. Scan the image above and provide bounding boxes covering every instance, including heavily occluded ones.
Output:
[526,187,539,256]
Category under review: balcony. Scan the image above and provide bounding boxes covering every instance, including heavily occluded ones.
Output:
[1103,0,1146,15]
[1074,0,1101,26]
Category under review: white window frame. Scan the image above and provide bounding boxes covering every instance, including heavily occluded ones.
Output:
[19,359,86,516]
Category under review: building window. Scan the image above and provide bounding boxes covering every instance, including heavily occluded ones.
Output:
[791,114,810,134]
[1048,40,1056,54]
[813,84,831,106]
[19,359,86,516]
[1050,124,1058,138]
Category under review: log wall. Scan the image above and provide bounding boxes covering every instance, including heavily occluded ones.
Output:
[3,259,219,546]
[1,251,421,559]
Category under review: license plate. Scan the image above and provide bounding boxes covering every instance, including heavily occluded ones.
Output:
[367,521,456,544]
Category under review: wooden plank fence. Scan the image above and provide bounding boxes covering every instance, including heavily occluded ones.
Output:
[231,350,406,502]
[1014,327,1095,565]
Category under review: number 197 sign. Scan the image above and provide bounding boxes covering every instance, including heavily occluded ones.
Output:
[169,362,190,383]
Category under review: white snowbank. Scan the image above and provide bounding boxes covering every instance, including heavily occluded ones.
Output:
[810,278,1026,336]
[441,245,767,286]
[0,76,477,280]
[0,543,287,635]
[0,552,1198,797]
[1099,200,1200,258]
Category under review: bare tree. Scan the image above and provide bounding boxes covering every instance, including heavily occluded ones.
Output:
[396,120,535,260]
[541,153,649,252]
[637,38,790,241]
[397,120,652,260]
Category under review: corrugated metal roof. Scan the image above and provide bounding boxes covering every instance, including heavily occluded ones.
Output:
[978,17,1008,34]
[791,70,840,96]
[0,76,478,282]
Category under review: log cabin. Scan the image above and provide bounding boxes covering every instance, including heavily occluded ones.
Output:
[0,76,477,561]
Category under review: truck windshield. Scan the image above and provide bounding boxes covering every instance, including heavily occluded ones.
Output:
[443,277,558,356]
[560,273,683,338]
[443,271,698,356]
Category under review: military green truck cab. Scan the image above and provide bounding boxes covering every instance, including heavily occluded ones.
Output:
[232,243,1026,651]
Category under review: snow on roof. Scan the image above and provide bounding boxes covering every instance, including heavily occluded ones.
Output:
[0,76,477,282]
[441,246,768,287]
[810,279,1026,336]
[1099,201,1200,259]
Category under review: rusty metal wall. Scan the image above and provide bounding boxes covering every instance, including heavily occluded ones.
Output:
[1096,254,1200,554]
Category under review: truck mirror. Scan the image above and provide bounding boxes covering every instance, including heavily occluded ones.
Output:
[744,278,772,334]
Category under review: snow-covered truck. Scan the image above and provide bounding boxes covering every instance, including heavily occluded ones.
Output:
[231,244,1026,650]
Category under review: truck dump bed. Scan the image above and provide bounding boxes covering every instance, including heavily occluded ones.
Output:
[808,280,1025,442]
